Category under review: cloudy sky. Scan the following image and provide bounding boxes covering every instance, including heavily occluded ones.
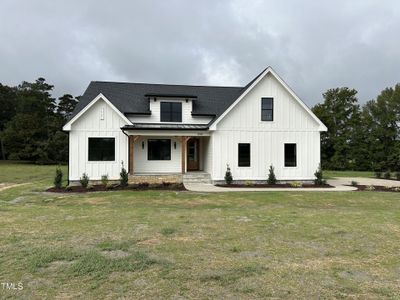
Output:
[0,0,399,106]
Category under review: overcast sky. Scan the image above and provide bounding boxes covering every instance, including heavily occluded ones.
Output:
[1,0,399,106]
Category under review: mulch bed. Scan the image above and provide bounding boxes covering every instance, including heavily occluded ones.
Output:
[348,185,400,192]
[215,183,333,188]
[47,183,186,193]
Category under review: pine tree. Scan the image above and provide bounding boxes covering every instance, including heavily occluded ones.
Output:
[224,164,233,185]
[267,165,277,185]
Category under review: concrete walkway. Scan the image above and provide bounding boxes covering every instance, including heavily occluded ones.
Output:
[184,177,400,192]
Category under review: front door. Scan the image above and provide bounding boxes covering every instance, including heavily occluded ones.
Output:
[187,138,200,171]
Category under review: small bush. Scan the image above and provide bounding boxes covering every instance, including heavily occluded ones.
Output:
[162,181,171,187]
[384,170,391,180]
[66,185,73,191]
[245,180,253,186]
[224,164,233,185]
[314,164,326,185]
[101,174,109,187]
[267,165,277,185]
[351,180,358,186]
[290,181,303,188]
[120,162,129,187]
[80,173,89,188]
[87,184,94,190]
[106,183,115,190]
[53,166,63,188]
[138,182,149,189]
[393,187,400,192]
[366,185,375,191]
[374,171,382,178]
[396,171,400,181]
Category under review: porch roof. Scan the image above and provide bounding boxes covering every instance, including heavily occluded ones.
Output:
[121,123,209,130]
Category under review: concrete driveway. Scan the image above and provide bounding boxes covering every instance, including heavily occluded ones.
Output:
[184,177,400,192]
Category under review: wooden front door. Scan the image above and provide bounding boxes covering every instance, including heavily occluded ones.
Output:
[187,138,200,171]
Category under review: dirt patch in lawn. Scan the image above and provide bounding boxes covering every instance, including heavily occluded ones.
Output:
[101,250,130,259]
[0,183,29,192]
[216,183,333,188]
[46,183,186,193]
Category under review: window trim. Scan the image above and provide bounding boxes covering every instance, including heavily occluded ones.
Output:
[160,101,182,123]
[261,97,274,121]
[284,143,297,168]
[238,143,251,167]
[88,137,116,162]
[147,139,172,161]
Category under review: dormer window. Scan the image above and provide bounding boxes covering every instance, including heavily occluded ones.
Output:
[160,102,182,122]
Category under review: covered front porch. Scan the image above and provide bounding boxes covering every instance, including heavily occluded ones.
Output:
[123,130,212,176]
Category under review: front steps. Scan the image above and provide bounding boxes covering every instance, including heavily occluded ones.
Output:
[183,172,212,184]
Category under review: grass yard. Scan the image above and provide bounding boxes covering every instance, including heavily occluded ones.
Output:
[323,170,374,179]
[0,161,399,299]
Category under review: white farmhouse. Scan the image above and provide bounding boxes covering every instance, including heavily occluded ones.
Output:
[63,67,327,184]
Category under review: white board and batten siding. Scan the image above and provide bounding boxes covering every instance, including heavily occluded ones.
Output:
[128,98,213,124]
[133,136,182,173]
[211,73,321,181]
[68,99,129,181]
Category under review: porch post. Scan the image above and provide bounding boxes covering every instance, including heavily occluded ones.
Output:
[181,136,190,174]
[129,136,134,174]
[129,135,140,175]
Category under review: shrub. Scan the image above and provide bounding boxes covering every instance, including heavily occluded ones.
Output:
[374,171,382,178]
[366,185,375,191]
[267,165,277,185]
[101,174,109,187]
[290,181,302,188]
[314,164,326,185]
[396,171,400,181]
[66,185,73,191]
[87,184,94,190]
[138,182,149,189]
[351,180,358,186]
[53,166,63,189]
[245,180,253,186]
[120,161,129,187]
[384,170,391,180]
[224,164,233,185]
[80,173,89,188]
[162,181,171,187]
[106,183,115,190]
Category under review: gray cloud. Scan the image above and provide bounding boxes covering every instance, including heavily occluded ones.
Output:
[0,0,399,105]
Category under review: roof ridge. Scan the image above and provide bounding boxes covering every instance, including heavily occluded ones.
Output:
[90,80,244,89]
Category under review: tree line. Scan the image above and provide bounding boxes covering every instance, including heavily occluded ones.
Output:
[313,85,400,172]
[0,77,399,171]
[0,78,78,163]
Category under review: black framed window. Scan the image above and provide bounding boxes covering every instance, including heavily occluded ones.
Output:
[88,138,115,161]
[261,97,273,121]
[284,143,297,167]
[148,139,171,160]
[160,102,182,122]
[238,143,250,167]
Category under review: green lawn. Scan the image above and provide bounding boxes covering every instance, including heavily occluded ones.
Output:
[0,162,399,299]
[323,170,374,179]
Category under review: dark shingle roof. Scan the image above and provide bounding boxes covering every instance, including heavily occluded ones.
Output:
[70,68,268,125]
[71,82,243,121]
